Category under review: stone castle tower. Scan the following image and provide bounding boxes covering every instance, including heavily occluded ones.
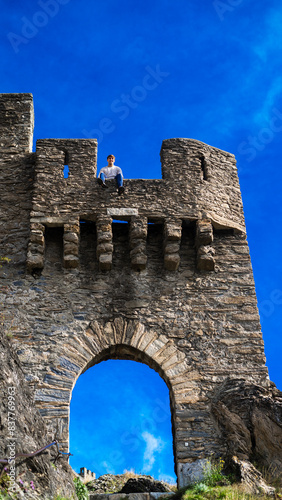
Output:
[0,93,273,486]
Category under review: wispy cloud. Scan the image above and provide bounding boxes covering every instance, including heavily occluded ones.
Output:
[243,8,282,127]
[158,473,177,485]
[253,7,282,62]
[252,78,282,128]
[141,431,165,473]
[101,461,116,474]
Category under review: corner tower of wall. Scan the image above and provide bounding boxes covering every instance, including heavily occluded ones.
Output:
[161,138,245,232]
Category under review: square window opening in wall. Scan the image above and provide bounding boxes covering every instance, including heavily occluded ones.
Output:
[147,219,163,233]
[112,220,129,268]
[79,220,97,270]
[112,219,129,235]
[180,220,197,268]
[44,226,64,270]
[147,218,163,237]
[181,219,196,235]
[147,219,163,246]
[146,219,163,269]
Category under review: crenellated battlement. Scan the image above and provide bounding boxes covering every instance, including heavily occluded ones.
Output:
[26,135,245,274]
[30,137,244,232]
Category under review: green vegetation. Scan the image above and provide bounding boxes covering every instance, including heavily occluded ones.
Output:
[52,496,74,500]
[201,458,230,487]
[74,477,89,500]
[181,484,273,499]
[163,459,282,500]
[0,471,13,500]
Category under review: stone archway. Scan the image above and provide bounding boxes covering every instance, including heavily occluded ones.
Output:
[69,356,175,481]
[34,318,201,486]
[74,319,191,482]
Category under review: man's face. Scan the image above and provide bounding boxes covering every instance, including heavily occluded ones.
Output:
[107,155,115,166]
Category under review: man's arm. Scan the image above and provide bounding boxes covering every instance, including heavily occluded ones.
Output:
[98,167,106,178]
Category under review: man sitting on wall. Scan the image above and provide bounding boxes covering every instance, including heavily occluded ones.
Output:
[97,154,125,195]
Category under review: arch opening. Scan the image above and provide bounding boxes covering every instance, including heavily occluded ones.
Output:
[69,351,177,485]
[34,320,199,487]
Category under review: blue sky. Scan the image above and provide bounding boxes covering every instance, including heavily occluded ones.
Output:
[70,360,175,482]
[1,0,281,483]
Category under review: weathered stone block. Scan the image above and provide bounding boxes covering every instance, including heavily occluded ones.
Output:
[96,231,112,242]
[177,459,208,486]
[130,243,146,257]
[99,253,112,271]
[131,254,147,270]
[64,232,79,243]
[164,242,180,254]
[129,216,147,270]
[64,224,80,233]
[164,253,180,271]
[64,242,79,256]
[96,243,114,257]
[196,219,213,247]
[164,225,182,241]
[30,222,45,233]
[197,255,215,271]
[30,232,45,245]
[26,251,44,270]
[63,255,79,269]
[28,243,44,254]
[130,228,147,241]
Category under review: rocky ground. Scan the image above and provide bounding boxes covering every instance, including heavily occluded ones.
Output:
[86,472,175,494]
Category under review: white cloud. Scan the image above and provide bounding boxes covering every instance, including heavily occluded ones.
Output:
[141,431,165,473]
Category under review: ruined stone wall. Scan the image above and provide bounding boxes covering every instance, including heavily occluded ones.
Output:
[0,325,76,499]
[0,93,34,266]
[0,93,270,487]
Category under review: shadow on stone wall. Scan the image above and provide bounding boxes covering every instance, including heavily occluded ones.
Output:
[0,326,75,499]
